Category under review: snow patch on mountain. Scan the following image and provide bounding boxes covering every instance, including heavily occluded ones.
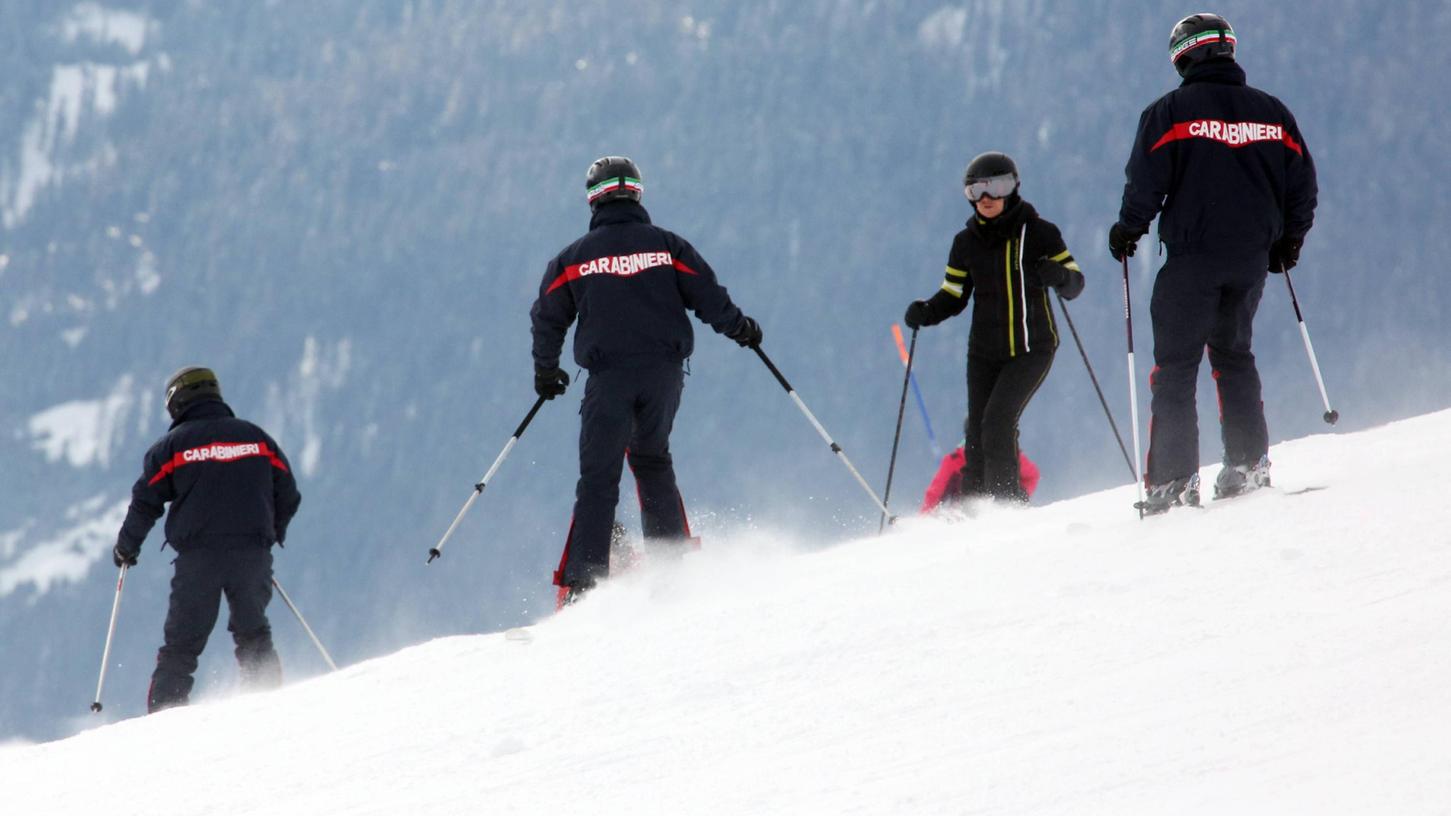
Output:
[0,495,127,598]
[27,375,144,468]
[1,5,158,227]
[61,3,152,56]
[918,7,968,48]
[262,336,354,477]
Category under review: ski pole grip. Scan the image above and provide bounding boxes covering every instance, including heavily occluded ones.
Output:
[514,395,548,438]
[753,345,794,393]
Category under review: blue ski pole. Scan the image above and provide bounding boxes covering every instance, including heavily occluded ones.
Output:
[892,324,941,457]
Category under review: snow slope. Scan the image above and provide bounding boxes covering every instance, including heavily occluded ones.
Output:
[3,411,1450,815]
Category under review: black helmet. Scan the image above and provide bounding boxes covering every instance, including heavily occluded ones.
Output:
[962,151,1019,202]
[1169,13,1236,77]
[585,156,643,210]
[165,366,221,420]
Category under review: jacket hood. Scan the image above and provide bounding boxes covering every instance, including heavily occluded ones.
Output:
[589,200,652,230]
[170,397,235,429]
[1181,58,1246,87]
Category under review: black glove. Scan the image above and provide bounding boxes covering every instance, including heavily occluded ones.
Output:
[904,300,935,330]
[534,366,570,400]
[113,543,138,568]
[726,316,763,348]
[1027,257,1069,289]
[1108,222,1146,261]
[1269,236,1303,273]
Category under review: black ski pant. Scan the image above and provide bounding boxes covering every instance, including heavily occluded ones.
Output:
[963,349,1054,501]
[559,362,687,588]
[1146,248,1269,486]
[149,546,281,712]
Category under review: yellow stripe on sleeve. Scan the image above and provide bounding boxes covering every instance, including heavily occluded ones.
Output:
[940,281,964,297]
[1050,249,1081,272]
[945,265,968,279]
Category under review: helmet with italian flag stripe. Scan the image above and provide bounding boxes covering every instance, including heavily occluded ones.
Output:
[585,156,643,211]
[1169,13,1236,77]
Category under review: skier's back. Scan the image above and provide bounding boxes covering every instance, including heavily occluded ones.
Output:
[530,156,762,605]
[1107,13,1318,512]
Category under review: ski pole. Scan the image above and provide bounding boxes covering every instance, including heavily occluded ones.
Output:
[879,327,919,533]
[752,345,894,521]
[90,564,128,713]
[1121,257,1146,518]
[891,323,941,457]
[1053,294,1136,481]
[271,576,338,672]
[1280,264,1339,424]
[427,395,548,563]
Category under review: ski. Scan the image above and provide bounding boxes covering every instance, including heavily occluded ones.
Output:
[1211,484,1328,502]
[1136,483,1327,514]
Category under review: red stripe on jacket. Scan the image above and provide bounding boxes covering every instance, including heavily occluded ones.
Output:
[544,252,696,294]
[1149,120,1303,155]
[148,442,289,486]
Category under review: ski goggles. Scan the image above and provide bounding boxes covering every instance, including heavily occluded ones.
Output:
[963,174,1017,202]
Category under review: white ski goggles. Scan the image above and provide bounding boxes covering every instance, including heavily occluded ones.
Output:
[964,174,1017,202]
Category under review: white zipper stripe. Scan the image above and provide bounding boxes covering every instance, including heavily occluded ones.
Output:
[1018,223,1030,354]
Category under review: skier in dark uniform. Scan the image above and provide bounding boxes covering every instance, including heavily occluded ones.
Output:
[1108,13,1318,513]
[904,152,1084,503]
[112,366,302,712]
[531,156,761,605]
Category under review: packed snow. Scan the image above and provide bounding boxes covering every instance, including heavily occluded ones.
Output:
[2,410,1449,814]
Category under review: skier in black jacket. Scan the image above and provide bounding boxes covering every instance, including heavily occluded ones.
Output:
[1108,13,1318,513]
[113,366,301,711]
[904,152,1084,503]
[531,156,761,604]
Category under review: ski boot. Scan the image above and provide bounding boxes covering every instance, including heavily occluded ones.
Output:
[608,522,640,574]
[1136,473,1201,515]
[1213,455,1271,500]
[559,575,597,608]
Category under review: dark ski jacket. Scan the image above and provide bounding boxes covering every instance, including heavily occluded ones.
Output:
[116,398,301,555]
[1118,59,1318,255]
[530,201,749,372]
[917,198,1084,360]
